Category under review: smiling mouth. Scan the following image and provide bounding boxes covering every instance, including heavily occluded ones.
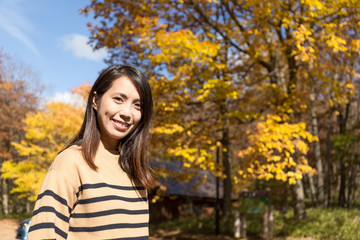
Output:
[112,119,130,129]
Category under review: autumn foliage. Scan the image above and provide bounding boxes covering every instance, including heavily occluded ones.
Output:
[80,1,358,174]
[79,0,360,218]
[0,1,360,223]
[237,114,317,185]
[2,102,83,201]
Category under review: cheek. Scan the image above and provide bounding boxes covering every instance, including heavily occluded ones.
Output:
[134,112,142,125]
[98,108,108,121]
[97,107,113,127]
[99,101,115,117]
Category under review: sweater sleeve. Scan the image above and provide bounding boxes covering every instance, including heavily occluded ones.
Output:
[27,150,80,240]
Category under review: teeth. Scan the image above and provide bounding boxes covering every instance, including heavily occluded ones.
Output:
[113,119,128,127]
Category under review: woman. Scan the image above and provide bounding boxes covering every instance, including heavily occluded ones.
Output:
[28,65,154,239]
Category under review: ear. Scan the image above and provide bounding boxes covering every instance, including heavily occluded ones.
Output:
[92,91,98,110]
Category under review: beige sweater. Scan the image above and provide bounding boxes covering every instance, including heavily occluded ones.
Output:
[28,146,149,240]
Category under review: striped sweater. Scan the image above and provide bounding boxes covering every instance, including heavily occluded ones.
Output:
[27,145,149,240]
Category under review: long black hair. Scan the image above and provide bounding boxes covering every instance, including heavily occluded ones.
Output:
[66,65,154,189]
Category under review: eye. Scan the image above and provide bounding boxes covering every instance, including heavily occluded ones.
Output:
[134,102,142,110]
[113,97,123,103]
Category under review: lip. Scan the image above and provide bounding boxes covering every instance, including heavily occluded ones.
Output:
[111,119,130,131]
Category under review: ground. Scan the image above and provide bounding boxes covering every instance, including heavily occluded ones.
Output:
[149,229,235,240]
[0,219,316,240]
[0,219,19,240]
[0,219,232,240]
[0,219,233,240]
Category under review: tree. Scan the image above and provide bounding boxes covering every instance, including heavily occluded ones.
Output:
[0,49,39,214]
[81,0,360,219]
[1,101,83,202]
[237,114,317,185]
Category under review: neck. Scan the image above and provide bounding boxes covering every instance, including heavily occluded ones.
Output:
[99,138,120,154]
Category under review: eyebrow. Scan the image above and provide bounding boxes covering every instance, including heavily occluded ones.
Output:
[114,92,141,102]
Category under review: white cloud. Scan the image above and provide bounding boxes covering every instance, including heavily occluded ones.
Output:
[0,0,40,55]
[61,34,108,61]
[48,91,83,107]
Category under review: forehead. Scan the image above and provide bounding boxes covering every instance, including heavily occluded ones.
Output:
[107,76,140,98]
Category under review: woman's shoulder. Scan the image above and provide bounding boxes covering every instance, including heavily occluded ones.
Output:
[45,145,84,190]
[50,145,84,170]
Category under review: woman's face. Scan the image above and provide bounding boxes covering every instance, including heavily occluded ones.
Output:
[93,76,142,150]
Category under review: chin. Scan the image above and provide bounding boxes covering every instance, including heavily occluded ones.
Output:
[114,132,130,140]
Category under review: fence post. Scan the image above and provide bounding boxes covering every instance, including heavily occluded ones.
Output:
[262,204,273,239]
[240,213,247,238]
[234,210,240,238]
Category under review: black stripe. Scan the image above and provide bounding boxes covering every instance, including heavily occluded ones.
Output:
[71,208,148,218]
[69,222,148,232]
[83,183,145,191]
[77,195,147,205]
[76,183,145,197]
[28,222,68,239]
[37,190,72,214]
[105,236,148,240]
[32,206,69,223]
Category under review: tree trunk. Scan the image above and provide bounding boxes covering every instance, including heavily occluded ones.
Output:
[218,95,232,219]
[352,164,358,206]
[310,92,325,207]
[347,163,357,207]
[338,155,347,207]
[2,178,9,215]
[306,173,317,206]
[221,125,232,219]
[26,201,32,214]
[292,179,306,220]
[338,103,350,207]
[324,109,333,207]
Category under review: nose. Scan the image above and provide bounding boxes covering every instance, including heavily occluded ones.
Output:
[119,104,132,121]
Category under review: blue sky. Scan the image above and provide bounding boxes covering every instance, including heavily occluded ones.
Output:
[0,0,108,103]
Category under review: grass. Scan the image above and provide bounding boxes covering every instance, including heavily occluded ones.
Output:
[2,207,359,239]
[276,207,360,240]
[150,207,360,240]
[0,212,32,220]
